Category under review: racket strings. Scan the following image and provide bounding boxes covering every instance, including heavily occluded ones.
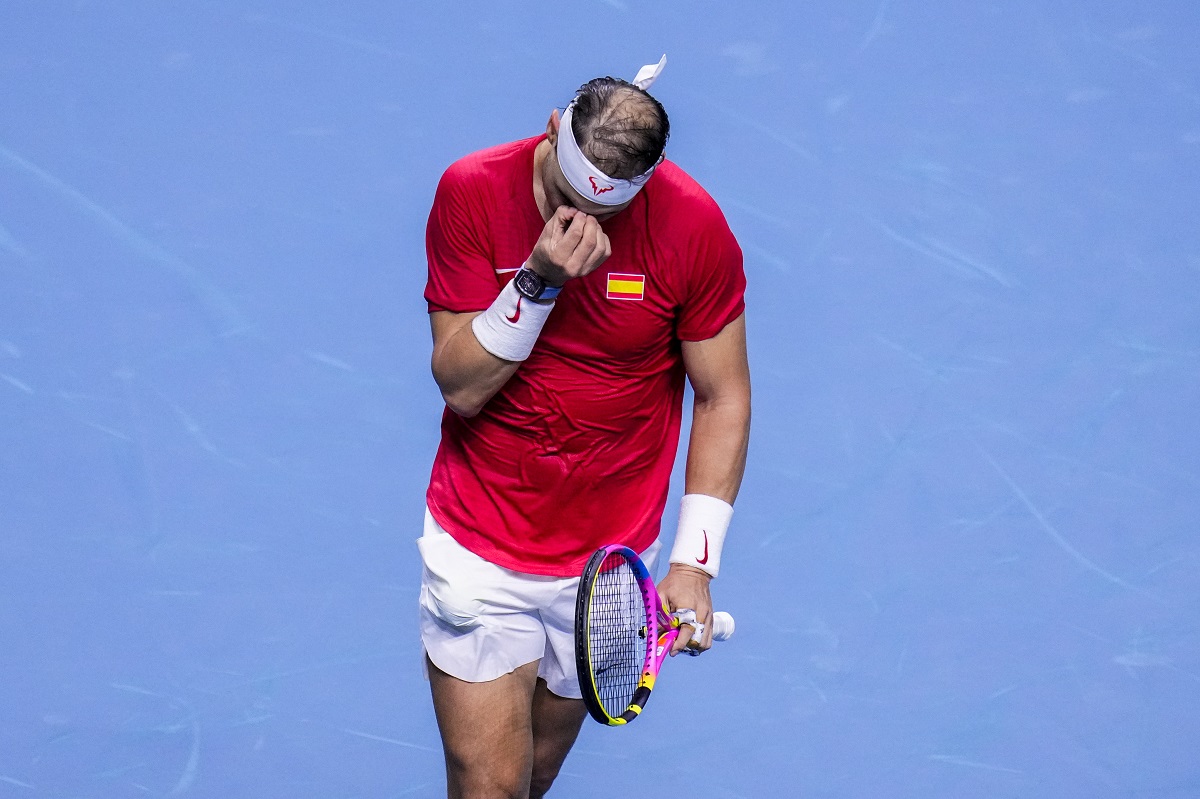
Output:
[587,553,650,716]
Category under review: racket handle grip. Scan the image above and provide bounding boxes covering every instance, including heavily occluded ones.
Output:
[711,611,735,641]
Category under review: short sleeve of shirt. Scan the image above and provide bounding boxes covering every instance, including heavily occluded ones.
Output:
[425,163,500,314]
[674,203,746,342]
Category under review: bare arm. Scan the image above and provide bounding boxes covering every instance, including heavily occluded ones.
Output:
[657,313,751,653]
[429,206,611,417]
[430,309,521,418]
[681,312,751,503]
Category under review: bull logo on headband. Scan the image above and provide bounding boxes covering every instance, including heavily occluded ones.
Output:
[589,176,616,197]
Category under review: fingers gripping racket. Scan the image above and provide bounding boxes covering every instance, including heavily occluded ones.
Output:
[574,544,734,726]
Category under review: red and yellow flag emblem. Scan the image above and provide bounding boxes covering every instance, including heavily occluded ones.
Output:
[606,273,646,301]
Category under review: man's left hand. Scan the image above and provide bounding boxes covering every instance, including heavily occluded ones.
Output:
[656,563,714,656]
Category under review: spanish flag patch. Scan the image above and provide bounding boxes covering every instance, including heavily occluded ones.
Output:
[606,273,646,301]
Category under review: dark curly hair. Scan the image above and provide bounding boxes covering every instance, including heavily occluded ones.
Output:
[568,77,670,180]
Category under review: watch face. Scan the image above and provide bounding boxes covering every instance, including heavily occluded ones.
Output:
[514,268,544,299]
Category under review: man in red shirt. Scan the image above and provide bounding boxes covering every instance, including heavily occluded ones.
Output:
[422,57,750,798]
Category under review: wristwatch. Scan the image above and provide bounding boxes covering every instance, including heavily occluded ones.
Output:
[513,265,562,301]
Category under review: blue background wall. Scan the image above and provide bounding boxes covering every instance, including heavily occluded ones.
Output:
[2,1,1197,796]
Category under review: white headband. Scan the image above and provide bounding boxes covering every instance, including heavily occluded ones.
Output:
[556,55,667,206]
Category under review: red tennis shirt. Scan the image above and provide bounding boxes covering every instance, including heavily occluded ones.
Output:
[424,135,745,577]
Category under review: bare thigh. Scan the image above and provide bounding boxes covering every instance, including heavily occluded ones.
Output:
[428,657,588,799]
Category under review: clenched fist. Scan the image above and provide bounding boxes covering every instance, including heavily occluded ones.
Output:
[527,206,612,286]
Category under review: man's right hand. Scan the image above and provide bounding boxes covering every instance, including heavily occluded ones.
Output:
[527,206,611,286]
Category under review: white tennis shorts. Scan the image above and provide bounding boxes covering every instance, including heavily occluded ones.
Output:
[418,508,660,699]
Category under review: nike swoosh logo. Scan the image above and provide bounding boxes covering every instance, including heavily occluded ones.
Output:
[506,297,522,324]
[697,530,710,565]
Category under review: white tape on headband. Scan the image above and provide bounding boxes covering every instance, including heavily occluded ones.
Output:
[556,55,667,206]
[633,54,667,91]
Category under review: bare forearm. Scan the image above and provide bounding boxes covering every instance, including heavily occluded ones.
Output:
[662,389,748,618]
[661,391,748,651]
[431,313,520,417]
[684,391,750,504]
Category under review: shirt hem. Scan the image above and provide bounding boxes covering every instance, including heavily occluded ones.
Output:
[425,501,659,579]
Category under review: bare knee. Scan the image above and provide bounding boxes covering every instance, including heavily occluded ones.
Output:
[448,758,530,799]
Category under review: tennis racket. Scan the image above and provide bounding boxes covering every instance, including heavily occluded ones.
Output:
[574,544,735,726]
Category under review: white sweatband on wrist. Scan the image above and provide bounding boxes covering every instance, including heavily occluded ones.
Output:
[470,277,555,362]
[668,493,733,578]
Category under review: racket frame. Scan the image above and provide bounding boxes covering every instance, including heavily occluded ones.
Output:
[575,544,680,726]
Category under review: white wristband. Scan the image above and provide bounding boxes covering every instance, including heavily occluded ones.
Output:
[668,493,733,578]
[471,277,555,362]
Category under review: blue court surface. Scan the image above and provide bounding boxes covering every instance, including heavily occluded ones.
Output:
[2,2,1198,797]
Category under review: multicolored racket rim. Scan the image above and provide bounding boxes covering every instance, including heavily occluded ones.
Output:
[575,545,660,726]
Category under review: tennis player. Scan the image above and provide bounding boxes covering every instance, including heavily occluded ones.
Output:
[420,56,750,799]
